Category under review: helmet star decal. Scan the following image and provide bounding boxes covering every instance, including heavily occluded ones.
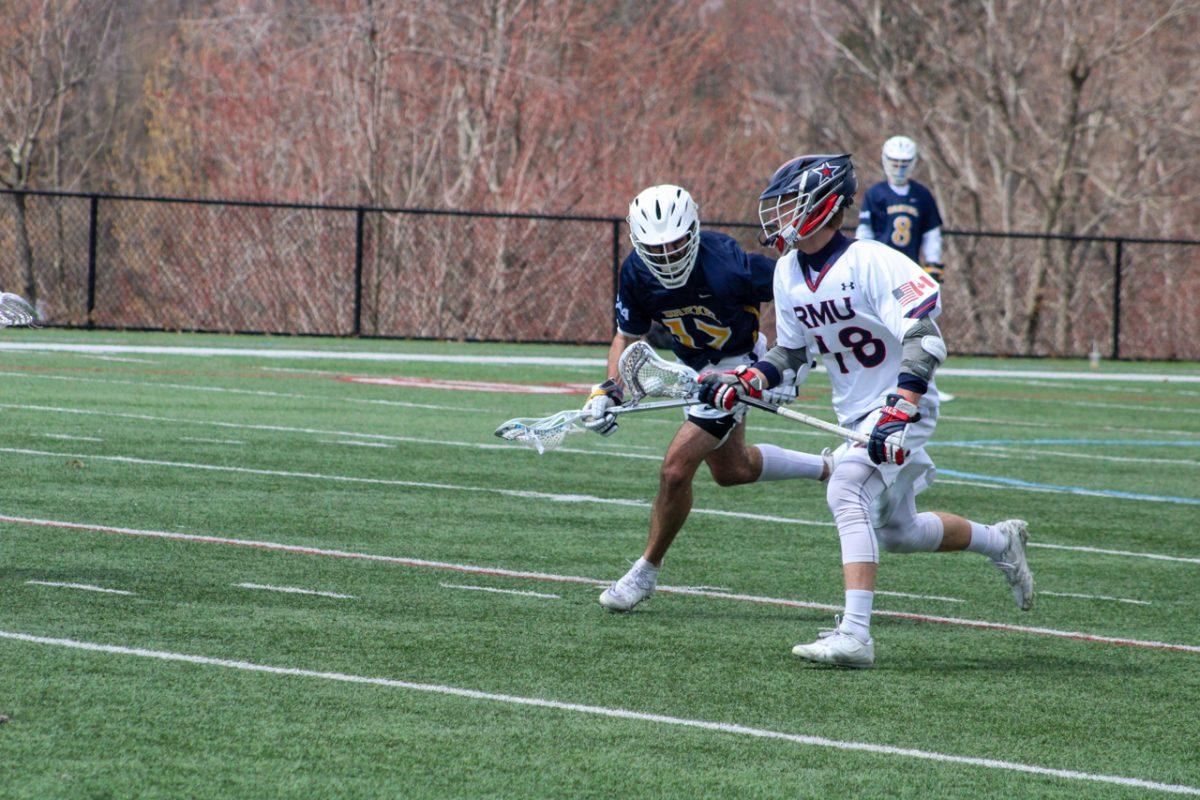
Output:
[819,163,834,177]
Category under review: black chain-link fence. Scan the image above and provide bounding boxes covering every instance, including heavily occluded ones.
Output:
[2,188,1197,359]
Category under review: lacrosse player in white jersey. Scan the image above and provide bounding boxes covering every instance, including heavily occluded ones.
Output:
[698,155,1033,668]
[583,184,832,612]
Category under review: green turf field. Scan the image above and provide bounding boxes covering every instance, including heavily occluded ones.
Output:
[1,329,1198,798]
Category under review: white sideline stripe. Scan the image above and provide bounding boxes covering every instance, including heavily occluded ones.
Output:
[1,513,1196,654]
[75,354,159,364]
[0,448,830,528]
[875,590,965,604]
[0,371,492,414]
[25,580,134,596]
[0,630,1196,795]
[5,341,1200,384]
[37,433,103,442]
[439,583,559,599]
[1040,591,1151,607]
[181,436,246,445]
[321,439,395,449]
[1029,542,1200,565]
[234,582,355,599]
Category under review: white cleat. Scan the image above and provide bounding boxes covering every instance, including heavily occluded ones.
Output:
[992,519,1035,611]
[791,621,875,668]
[599,561,659,612]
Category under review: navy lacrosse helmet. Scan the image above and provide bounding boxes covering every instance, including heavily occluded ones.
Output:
[758,154,857,252]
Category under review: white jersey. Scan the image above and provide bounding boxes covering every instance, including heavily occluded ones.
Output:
[773,236,941,425]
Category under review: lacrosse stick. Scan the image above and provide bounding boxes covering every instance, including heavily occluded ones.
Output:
[0,293,39,328]
[494,398,697,454]
[618,340,872,446]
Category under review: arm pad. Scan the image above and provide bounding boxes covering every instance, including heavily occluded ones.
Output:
[898,317,946,393]
[753,344,811,389]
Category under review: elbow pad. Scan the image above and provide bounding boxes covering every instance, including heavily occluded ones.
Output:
[899,318,946,392]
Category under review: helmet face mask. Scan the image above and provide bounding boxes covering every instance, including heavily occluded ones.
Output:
[628,185,701,289]
[882,135,918,186]
[757,155,856,252]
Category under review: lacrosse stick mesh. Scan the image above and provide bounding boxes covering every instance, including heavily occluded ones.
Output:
[0,293,38,328]
[618,341,698,400]
[493,410,587,454]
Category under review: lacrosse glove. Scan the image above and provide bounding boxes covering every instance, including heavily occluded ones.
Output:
[922,263,945,283]
[698,365,765,412]
[583,379,624,436]
[867,393,920,465]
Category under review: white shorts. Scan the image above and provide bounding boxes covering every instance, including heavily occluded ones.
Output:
[831,403,939,529]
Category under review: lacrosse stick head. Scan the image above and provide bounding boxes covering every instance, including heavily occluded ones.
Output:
[0,293,39,328]
[493,410,586,454]
[618,341,698,401]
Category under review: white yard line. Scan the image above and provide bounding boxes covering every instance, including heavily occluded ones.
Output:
[940,443,1200,469]
[1039,591,1151,607]
[9,403,1196,505]
[37,433,103,442]
[1005,378,1200,398]
[0,403,665,464]
[320,439,396,449]
[234,582,355,599]
[181,436,246,445]
[5,342,1200,384]
[0,447,832,527]
[439,582,560,599]
[1,513,1195,654]
[24,580,134,596]
[874,590,965,604]
[1028,542,1200,565]
[0,630,1196,795]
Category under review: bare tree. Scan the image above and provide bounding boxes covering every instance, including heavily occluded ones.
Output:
[0,0,117,309]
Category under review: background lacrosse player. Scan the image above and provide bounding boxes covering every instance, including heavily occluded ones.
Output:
[855,136,946,284]
[700,155,1033,668]
[583,184,831,612]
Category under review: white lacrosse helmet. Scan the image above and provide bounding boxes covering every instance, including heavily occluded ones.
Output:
[881,135,919,185]
[627,184,701,289]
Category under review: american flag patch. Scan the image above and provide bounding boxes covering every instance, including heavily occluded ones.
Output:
[892,274,937,306]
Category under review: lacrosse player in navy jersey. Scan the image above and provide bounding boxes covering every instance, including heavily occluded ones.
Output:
[583,184,832,612]
[856,136,946,283]
[700,155,1033,667]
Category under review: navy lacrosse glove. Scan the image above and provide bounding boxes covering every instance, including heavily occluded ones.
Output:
[582,379,624,436]
[867,393,920,465]
[698,366,764,412]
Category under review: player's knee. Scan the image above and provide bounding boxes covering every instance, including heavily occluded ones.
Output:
[709,460,756,487]
[659,458,695,493]
[876,525,908,553]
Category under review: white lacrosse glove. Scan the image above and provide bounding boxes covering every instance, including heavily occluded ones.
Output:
[582,379,624,436]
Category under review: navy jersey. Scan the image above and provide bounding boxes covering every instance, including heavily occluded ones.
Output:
[859,180,943,262]
[616,230,775,371]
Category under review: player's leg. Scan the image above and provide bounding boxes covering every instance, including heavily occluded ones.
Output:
[866,481,1035,611]
[912,512,1034,610]
[705,418,831,488]
[598,419,719,611]
[791,450,883,667]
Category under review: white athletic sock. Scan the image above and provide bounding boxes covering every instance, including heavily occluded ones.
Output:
[840,589,874,642]
[754,444,825,482]
[634,556,661,576]
[965,521,1008,559]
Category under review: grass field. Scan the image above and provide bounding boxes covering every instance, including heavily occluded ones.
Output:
[1,329,1198,799]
